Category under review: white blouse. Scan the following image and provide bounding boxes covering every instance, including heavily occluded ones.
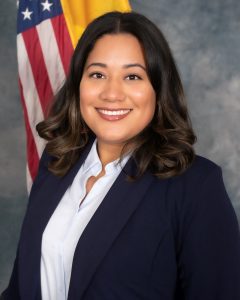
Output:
[40,140,130,300]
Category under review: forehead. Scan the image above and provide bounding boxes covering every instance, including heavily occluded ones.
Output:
[85,33,146,65]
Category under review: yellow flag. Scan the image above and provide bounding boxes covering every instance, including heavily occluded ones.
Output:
[60,0,131,48]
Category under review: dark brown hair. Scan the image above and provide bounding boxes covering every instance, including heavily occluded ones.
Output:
[37,11,196,178]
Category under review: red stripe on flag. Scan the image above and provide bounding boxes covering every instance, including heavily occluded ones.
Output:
[19,79,40,179]
[51,14,74,75]
[22,27,53,116]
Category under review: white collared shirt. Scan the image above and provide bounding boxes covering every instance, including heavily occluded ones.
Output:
[41,140,130,300]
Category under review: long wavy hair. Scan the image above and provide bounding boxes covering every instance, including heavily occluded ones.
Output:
[36,11,196,178]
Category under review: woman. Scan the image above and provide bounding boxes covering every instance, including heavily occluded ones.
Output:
[2,11,240,300]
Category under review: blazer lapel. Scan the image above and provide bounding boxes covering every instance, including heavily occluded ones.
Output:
[68,158,155,299]
[18,140,93,299]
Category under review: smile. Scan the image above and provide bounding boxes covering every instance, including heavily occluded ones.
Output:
[97,109,131,116]
[96,108,132,121]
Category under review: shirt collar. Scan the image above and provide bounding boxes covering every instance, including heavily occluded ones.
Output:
[82,139,130,176]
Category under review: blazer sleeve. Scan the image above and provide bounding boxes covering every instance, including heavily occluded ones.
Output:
[177,166,240,299]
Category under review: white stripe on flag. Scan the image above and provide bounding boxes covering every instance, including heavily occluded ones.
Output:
[26,163,33,194]
[36,19,66,94]
[17,34,46,157]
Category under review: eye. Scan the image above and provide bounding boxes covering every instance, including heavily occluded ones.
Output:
[89,72,105,79]
[125,74,142,80]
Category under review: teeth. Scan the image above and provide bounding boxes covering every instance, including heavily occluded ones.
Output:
[98,109,130,116]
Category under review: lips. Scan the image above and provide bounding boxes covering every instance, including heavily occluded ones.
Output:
[96,108,132,121]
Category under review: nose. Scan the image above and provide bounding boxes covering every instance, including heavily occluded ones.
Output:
[100,78,126,102]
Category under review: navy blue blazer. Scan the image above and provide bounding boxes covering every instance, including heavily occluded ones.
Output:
[2,140,240,299]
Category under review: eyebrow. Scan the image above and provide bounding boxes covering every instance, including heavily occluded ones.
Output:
[86,62,106,69]
[86,62,146,71]
[123,63,146,71]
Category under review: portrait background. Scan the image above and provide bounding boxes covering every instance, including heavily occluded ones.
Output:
[0,0,239,291]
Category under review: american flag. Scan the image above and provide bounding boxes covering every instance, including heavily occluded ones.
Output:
[17,0,73,191]
[17,0,131,192]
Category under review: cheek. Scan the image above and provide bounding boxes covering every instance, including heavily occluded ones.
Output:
[79,82,89,103]
[79,82,95,114]
[133,88,156,113]
[142,92,156,125]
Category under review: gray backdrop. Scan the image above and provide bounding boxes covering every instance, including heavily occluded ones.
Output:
[0,0,239,292]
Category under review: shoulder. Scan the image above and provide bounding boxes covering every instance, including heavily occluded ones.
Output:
[162,155,233,226]
[183,154,221,182]
[39,148,54,169]
[35,148,53,178]
[163,155,239,250]
[147,155,227,222]
[165,154,222,194]
[166,155,239,235]
[28,148,53,197]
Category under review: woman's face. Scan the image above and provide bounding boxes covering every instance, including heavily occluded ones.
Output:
[79,33,156,150]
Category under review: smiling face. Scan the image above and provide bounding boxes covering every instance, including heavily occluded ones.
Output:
[79,33,156,154]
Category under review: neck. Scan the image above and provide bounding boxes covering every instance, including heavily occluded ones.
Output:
[96,141,125,167]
